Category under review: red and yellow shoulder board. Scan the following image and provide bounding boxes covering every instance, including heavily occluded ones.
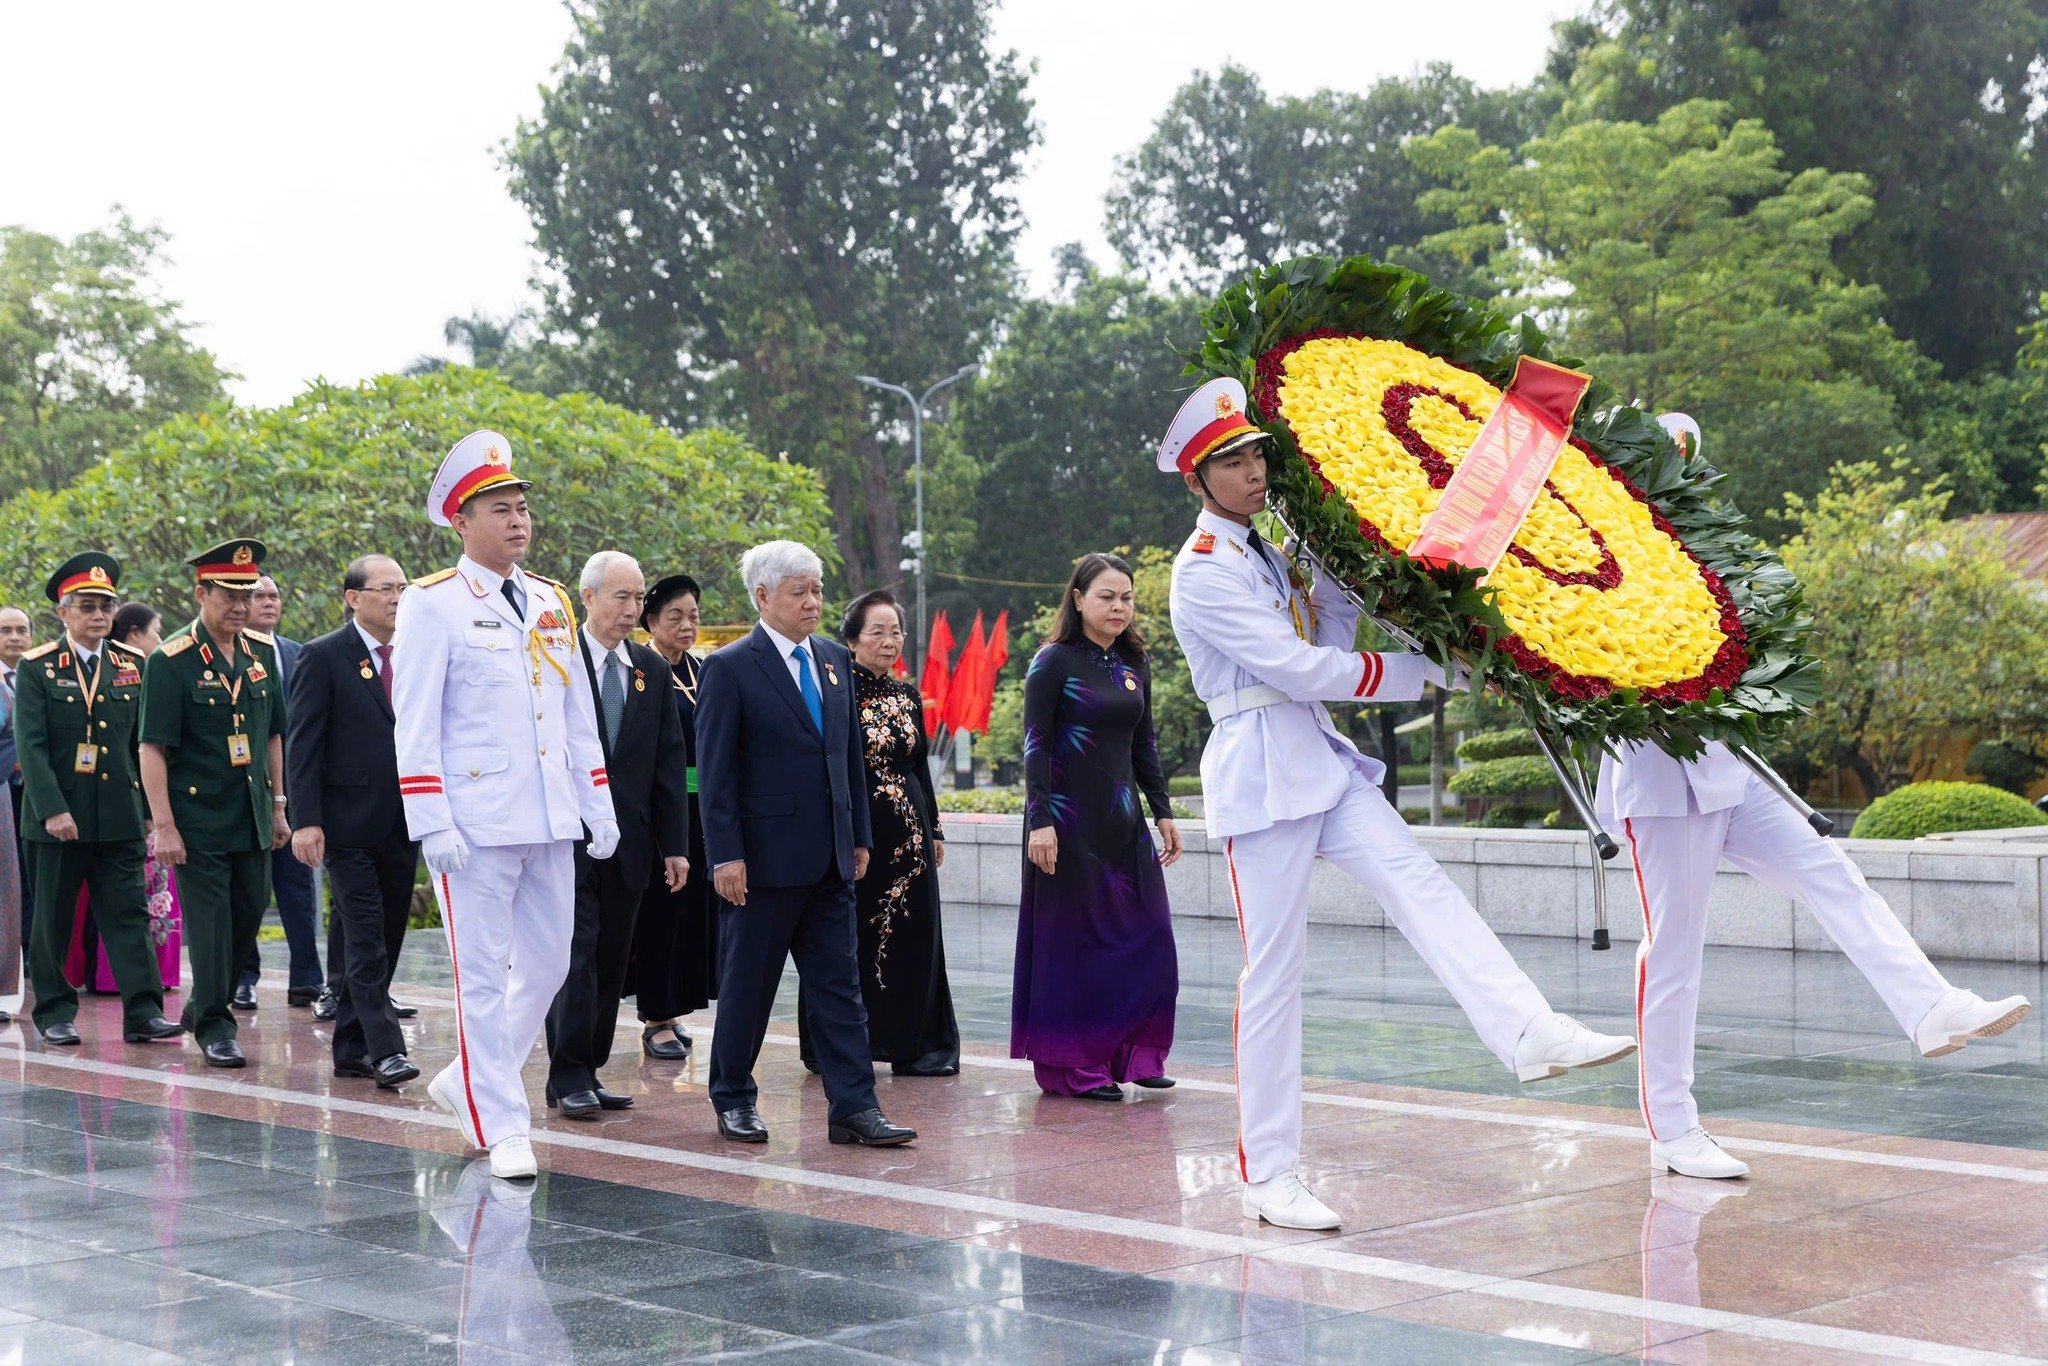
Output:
[21,641,59,661]
[414,568,459,589]
[1191,532,1216,555]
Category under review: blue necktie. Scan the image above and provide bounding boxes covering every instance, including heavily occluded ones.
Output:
[791,644,825,735]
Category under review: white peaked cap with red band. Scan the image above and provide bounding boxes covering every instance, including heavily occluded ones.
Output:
[428,430,532,527]
[1657,412,1703,461]
[1157,377,1267,474]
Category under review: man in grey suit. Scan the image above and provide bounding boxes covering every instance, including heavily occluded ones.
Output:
[236,574,322,1009]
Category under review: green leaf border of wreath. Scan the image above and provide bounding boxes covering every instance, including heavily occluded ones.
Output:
[1186,254,1820,759]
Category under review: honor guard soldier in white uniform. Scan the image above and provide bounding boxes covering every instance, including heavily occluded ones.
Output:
[1599,415,2029,1181]
[393,431,620,1180]
[1164,378,1637,1231]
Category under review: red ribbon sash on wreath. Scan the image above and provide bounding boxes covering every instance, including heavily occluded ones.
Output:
[1408,356,1593,576]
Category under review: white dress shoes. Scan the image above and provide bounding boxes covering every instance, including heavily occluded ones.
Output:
[1651,1125,1749,1180]
[1242,1171,1341,1231]
[1915,989,2030,1058]
[488,1134,538,1180]
[1513,1011,1638,1082]
[428,1066,482,1149]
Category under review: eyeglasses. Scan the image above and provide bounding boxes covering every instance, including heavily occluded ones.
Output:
[858,627,905,641]
[358,583,408,597]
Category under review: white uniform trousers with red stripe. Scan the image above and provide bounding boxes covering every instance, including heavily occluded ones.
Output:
[1622,776,1950,1141]
[428,841,576,1149]
[1225,770,1550,1185]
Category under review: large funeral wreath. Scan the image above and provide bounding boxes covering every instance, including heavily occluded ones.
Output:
[1188,255,1819,756]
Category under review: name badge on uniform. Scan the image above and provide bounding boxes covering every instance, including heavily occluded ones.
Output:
[227,733,253,767]
[73,743,98,775]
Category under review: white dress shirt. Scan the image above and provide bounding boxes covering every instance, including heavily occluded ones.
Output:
[759,621,821,696]
[355,622,392,660]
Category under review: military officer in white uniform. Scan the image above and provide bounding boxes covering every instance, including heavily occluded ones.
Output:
[1599,416,2029,1181]
[393,430,619,1180]
[1164,378,1637,1232]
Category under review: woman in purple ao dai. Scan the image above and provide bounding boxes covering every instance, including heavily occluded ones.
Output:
[1011,553,1184,1099]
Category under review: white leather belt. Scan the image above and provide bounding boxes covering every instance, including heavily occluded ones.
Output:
[1207,683,1290,722]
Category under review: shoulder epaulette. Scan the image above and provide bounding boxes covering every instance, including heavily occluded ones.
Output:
[242,629,275,646]
[105,638,141,658]
[525,571,562,588]
[161,634,195,657]
[546,578,578,624]
[1190,532,1216,555]
[414,568,459,588]
[21,641,59,660]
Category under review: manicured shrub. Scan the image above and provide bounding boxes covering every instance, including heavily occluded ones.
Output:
[1849,781,2048,840]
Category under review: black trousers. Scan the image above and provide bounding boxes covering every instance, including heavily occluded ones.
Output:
[241,844,321,991]
[708,873,877,1123]
[545,851,646,1095]
[26,839,160,1031]
[8,782,29,948]
[325,832,416,1065]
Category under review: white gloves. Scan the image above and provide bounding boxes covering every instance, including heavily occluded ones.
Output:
[422,829,470,875]
[586,818,620,861]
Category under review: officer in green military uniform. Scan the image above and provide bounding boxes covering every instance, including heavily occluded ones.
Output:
[17,552,184,1047]
[139,538,291,1068]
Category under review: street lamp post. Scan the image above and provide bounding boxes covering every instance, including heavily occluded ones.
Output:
[856,364,978,673]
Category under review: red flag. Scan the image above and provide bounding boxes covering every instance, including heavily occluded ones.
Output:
[985,609,1009,679]
[944,612,987,734]
[890,653,909,679]
[919,610,955,734]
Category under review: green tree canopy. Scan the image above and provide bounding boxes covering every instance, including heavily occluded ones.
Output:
[0,367,834,642]
[1103,63,1542,294]
[0,213,232,493]
[1554,0,2048,377]
[946,268,1205,616]
[505,0,1034,594]
[1412,98,1934,526]
[1779,463,2048,798]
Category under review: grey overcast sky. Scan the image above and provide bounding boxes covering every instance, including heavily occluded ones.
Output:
[0,1,1578,407]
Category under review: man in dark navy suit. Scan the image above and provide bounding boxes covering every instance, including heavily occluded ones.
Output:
[543,550,689,1118]
[698,541,914,1148]
[285,556,419,1088]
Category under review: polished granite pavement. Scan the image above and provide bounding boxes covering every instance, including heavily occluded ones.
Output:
[0,900,2043,1362]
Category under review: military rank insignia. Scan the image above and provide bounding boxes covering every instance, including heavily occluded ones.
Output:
[1192,532,1215,555]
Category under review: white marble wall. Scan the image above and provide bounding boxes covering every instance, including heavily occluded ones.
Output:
[936,815,2048,964]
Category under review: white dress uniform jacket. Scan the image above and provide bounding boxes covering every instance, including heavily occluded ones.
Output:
[1169,509,1441,837]
[1595,739,1749,826]
[392,555,615,845]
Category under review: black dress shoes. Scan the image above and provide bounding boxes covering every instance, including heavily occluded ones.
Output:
[551,1089,602,1119]
[311,990,338,1021]
[123,1017,185,1043]
[333,1057,377,1080]
[642,1023,690,1060]
[373,1055,420,1089]
[1132,1076,1176,1090]
[287,986,321,1007]
[828,1109,916,1146]
[231,984,258,1012]
[1074,1084,1125,1102]
[202,1040,247,1068]
[392,999,418,1019]
[891,1051,960,1077]
[717,1106,769,1143]
[594,1087,634,1111]
[40,1022,81,1047]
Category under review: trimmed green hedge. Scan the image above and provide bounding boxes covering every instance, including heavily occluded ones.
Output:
[1849,781,2048,840]
[1455,728,1540,763]
[1472,802,1550,828]
[1446,753,1556,798]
